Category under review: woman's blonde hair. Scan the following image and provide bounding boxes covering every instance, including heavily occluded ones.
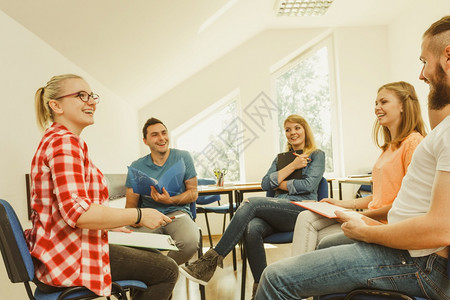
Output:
[283,114,318,156]
[373,81,427,150]
[35,74,83,131]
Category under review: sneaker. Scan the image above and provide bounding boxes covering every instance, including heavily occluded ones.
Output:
[179,248,223,285]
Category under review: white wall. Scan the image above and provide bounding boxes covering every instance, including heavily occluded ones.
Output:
[0,11,140,298]
[388,0,450,119]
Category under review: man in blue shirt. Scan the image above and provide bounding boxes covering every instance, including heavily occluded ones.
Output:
[126,117,199,265]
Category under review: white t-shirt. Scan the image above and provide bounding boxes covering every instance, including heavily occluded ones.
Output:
[388,115,450,257]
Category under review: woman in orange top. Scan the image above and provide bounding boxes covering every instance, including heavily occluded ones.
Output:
[292,81,427,255]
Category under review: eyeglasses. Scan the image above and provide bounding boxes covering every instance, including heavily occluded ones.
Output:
[55,91,100,104]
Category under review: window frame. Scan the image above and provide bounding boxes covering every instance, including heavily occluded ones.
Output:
[270,35,343,178]
[172,89,246,182]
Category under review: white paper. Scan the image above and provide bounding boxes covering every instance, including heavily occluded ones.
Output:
[108,231,179,251]
[293,201,350,218]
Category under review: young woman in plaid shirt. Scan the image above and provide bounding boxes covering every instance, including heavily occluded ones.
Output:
[25,74,178,299]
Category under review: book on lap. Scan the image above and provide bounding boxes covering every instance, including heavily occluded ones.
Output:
[291,201,382,225]
[277,150,303,180]
[291,201,348,218]
[128,159,186,196]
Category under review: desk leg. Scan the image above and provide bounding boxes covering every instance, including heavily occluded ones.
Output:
[328,180,333,198]
[240,242,247,300]
[227,191,237,271]
[339,182,343,200]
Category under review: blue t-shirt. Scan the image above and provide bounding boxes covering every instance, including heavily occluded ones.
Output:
[125,148,197,216]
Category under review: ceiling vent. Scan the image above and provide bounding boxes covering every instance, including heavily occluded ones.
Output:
[275,0,334,16]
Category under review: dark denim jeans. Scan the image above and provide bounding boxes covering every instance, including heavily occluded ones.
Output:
[109,244,178,300]
[35,244,178,300]
[214,196,305,282]
[257,242,450,299]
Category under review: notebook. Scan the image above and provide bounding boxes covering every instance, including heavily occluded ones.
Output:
[291,201,349,218]
[128,159,186,196]
[277,150,303,180]
[108,231,179,251]
[291,201,383,225]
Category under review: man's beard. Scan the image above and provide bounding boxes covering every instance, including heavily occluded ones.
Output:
[428,64,450,110]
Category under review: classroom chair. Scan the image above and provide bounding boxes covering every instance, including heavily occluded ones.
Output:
[196,178,237,248]
[0,198,148,300]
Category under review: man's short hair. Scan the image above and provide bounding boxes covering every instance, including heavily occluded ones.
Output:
[142,117,167,138]
[423,16,450,56]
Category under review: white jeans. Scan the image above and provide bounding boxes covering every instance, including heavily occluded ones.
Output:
[291,210,342,256]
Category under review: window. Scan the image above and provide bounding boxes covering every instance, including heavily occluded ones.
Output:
[172,93,242,182]
[273,37,341,175]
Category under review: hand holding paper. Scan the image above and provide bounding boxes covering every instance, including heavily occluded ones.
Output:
[336,210,383,242]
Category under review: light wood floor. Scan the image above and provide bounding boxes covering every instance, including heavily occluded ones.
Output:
[172,235,292,300]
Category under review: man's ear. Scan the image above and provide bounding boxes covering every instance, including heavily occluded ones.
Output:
[445,45,450,68]
[48,100,63,115]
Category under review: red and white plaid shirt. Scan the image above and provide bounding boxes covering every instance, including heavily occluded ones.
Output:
[24,123,112,296]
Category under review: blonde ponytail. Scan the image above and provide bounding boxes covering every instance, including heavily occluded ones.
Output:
[34,74,83,131]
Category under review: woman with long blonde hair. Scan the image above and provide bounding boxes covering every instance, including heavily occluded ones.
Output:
[26,74,178,299]
[292,81,426,256]
[181,114,325,298]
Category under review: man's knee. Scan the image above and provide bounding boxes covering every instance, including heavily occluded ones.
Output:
[261,263,280,284]
[178,234,200,253]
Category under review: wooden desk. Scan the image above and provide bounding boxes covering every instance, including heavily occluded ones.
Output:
[337,177,372,200]
[197,185,235,216]
[197,183,263,208]
[232,183,263,204]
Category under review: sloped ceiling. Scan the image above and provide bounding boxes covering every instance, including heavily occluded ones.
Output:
[0,0,412,108]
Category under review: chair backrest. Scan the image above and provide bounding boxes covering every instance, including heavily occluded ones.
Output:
[317,177,328,200]
[0,199,34,283]
[189,200,197,220]
[262,177,328,244]
[196,178,221,205]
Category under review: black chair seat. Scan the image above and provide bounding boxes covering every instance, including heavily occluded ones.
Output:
[196,203,237,214]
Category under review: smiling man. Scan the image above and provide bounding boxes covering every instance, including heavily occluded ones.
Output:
[125,117,199,265]
[255,16,450,300]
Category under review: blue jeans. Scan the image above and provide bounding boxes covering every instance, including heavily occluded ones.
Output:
[214,197,305,282]
[256,242,450,299]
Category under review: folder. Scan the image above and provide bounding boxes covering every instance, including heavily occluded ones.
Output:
[277,150,303,180]
[291,201,348,218]
[108,231,179,251]
[291,201,383,225]
[128,159,186,196]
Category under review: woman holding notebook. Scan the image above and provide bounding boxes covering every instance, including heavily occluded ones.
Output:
[181,114,325,298]
[291,81,426,256]
[25,74,178,299]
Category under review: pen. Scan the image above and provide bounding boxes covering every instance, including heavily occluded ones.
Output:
[292,152,312,161]
[170,214,185,219]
